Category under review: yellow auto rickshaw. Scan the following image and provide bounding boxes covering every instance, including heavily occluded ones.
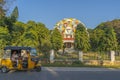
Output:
[0,46,41,73]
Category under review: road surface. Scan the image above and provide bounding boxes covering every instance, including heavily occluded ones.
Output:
[0,67,120,80]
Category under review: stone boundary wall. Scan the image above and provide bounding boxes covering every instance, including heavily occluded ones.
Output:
[84,60,120,66]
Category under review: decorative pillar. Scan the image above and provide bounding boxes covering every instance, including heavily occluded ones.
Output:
[79,51,83,62]
[50,49,54,63]
[110,51,115,62]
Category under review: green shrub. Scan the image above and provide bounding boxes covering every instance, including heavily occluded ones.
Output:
[72,61,83,65]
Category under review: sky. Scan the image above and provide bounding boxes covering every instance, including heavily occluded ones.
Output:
[10,0,120,29]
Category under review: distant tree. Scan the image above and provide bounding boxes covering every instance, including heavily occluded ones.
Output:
[22,21,51,53]
[0,16,16,34]
[0,0,17,52]
[87,28,93,33]
[11,21,25,46]
[96,19,120,49]
[11,6,19,22]
[0,26,10,49]
[51,28,63,51]
[4,17,14,33]
[74,23,90,52]
[90,29,104,51]
[0,0,16,18]
[36,22,51,53]
[98,27,118,51]
[0,7,5,18]
[0,0,6,18]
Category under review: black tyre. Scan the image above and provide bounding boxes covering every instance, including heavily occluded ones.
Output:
[1,66,8,73]
[35,66,41,72]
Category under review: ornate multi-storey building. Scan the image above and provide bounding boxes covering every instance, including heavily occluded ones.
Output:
[55,18,86,48]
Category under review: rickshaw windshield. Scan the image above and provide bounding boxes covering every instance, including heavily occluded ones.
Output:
[30,48,37,56]
[3,49,11,58]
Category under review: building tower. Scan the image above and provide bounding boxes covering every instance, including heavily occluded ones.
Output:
[55,18,86,48]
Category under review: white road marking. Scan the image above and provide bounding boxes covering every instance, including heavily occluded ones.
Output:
[46,67,59,76]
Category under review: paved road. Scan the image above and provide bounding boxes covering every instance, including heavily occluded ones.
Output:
[0,67,120,80]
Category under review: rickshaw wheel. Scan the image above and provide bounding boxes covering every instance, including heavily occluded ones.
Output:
[1,66,8,73]
[35,66,41,72]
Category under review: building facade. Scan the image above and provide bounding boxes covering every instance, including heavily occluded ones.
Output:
[55,18,86,48]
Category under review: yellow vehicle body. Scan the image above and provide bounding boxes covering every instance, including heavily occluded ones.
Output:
[0,46,41,73]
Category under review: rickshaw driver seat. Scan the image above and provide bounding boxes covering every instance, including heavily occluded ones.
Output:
[22,57,28,68]
[21,50,29,68]
[11,51,19,67]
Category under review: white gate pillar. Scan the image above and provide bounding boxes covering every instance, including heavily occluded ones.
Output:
[50,49,54,63]
[79,51,83,62]
[110,51,115,62]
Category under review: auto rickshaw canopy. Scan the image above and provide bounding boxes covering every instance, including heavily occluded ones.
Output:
[4,46,33,50]
[4,46,38,57]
